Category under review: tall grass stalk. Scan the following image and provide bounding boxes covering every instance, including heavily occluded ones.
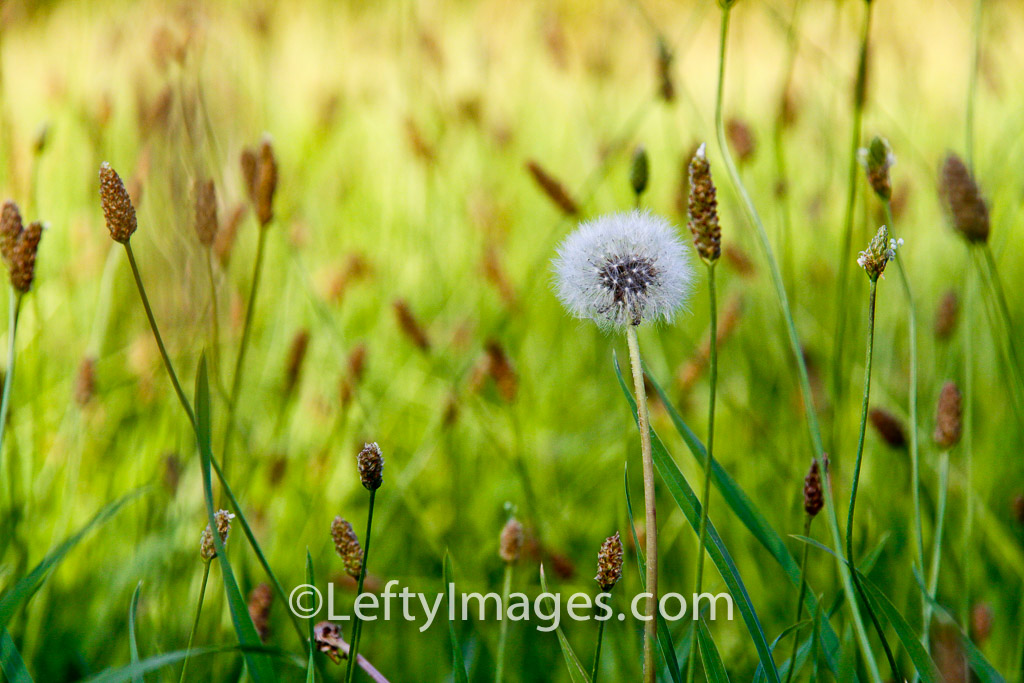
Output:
[345,489,378,683]
[205,251,222,386]
[921,449,949,653]
[783,516,812,683]
[966,0,982,173]
[179,560,211,683]
[845,277,900,681]
[591,614,607,683]
[625,325,657,683]
[773,0,802,294]
[686,261,717,683]
[0,290,23,507]
[221,224,269,474]
[496,563,513,683]
[961,260,975,633]
[712,5,881,680]
[830,0,874,435]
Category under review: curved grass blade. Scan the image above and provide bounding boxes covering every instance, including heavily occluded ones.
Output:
[641,362,846,677]
[0,489,144,626]
[194,355,276,683]
[614,357,781,683]
[539,565,592,683]
[624,465,685,683]
[697,617,731,683]
[753,620,812,683]
[82,645,305,683]
[129,582,142,683]
[1,625,33,683]
[305,550,316,683]
[443,551,470,683]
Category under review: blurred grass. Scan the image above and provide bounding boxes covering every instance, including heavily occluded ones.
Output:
[2,0,1024,680]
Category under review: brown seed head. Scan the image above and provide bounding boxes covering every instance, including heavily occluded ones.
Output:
[1,200,23,264]
[630,146,649,197]
[868,408,907,449]
[934,381,963,449]
[857,225,895,281]
[595,531,624,592]
[393,299,430,351]
[248,583,273,643]
[934,290,960,341]
[726,118,756,163]
[803,460,824,517]
[99,162,138,243]
[526,160,579,216]
[9,221,43,293]
[656,38,675,102]
[859,136,895,201]
[331,517,363,578]
[940,154,989,243]
[193,178,218,246]
[687,144,721,263]
[499,517,524,563]
[214,203,246,265]
[75,356,97,406]
[485,340,518,402]
[284,329,310,398]
[357,442,384,491]
[240,147,259,204]
[314,621,346,664]
[200,509,235,561]
[970,603,993,645]
[1012,494,1024,525]
[256,137,278,226]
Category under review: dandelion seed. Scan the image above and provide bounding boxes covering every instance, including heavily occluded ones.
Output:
[595,532,624,592]
[553,210,693,329]
[199,510,235,562]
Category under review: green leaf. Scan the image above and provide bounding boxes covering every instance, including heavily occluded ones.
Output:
[696,617,730,683]
[193,355,276,683]
[128,582,142,683]
[753,619,813,683]
[81,645,305,683]
[0,624,33,683]
[538,565,592,683]
[0,489,144,626]
[641,361,847,678]
[443,551,470,683]
[614,356,781,683]
[305,550,316,683]
[624,465,685,683]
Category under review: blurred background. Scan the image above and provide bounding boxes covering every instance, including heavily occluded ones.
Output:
[1,0,1023,680]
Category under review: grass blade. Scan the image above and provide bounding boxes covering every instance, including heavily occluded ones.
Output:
[696,617,731,683]
[538,565,593,683]
[0,624,33,683]
[0,489,144,626]
[193,355,276,683]
[443,551,470,683]
[305,550,316,683]
[624,465,685,683]
[82,645,305,683]
[128,582,142,683]
[642,362,846,678]
[614,356,781,683]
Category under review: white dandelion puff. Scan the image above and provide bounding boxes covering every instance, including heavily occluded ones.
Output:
[552,210,694,329]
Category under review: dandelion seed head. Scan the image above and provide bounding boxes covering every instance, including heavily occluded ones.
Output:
[553,210,693,330]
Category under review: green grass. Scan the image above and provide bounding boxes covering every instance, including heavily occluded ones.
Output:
[2,0,1024,680]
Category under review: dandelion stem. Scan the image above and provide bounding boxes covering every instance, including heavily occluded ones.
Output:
[0,290,23,507]
[831,0,873,436]
[625,324,657,683]
[345,488,377,683]
[784,516,812,683]
[686,262,717,683]
[712,5,881,680]
[496,563,513,683]
[846,278,901,682]
[179,560,211,683]
[222,224,269,474]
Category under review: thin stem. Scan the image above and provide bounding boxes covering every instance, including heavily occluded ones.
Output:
[830,0,874,440]
[179,561,211,683]
[205,250,222,386]
[221,224,269,474]
[846,279,901,682]
[687,262,718,683]
[961,256,975,637]
[980,245,1024,403]
[591,604,608,683]
[0,290,23,507]
[345,489,377,683]
[784,516,813,683]
[966,0,982,173]
[712,6,880,680]
[625,325,657,683]
[496,563,514,683]
[923,450,950,644]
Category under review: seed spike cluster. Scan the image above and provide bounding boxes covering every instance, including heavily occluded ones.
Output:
[857,225,901,281]
[687,143,721,263]
[98,162,138,243]
[248,583,273,643]
[193,178,218,246]
[331,516,363,578]
[803,460,823,517]
[553,210,693,329]
[498,517,523,563]
[595,531,624,592]
[357,442,384,491]
[1,200,23,264]
[314,621,347,664]
[199,509,235,561]
[934,381,963,450]
[868,407,907,449]
[858,136,895,201]
[630,146,649,198]
[256,136,278,226]
[940,154,989,243]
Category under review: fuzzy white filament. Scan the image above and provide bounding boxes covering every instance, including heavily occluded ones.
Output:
[553,210,694,329]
